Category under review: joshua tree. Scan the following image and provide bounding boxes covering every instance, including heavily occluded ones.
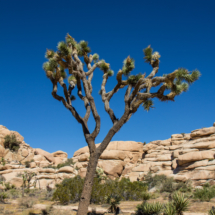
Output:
[43,34,200,215]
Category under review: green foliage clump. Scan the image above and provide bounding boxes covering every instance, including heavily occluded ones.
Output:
[142,99,154,112]
[141,192,151,201]
[208,207,215,215]
[163,202,176,215]
[3,134,21,152]
[136,202,163,215]
[169,68,201,95]
[99,60,110,72]
[172,192,189,215]
[52,177,148,205]
[122,56,135,76]
[128,73,142,85]
[56,158,74,169]
[4,182,15,191]
[57,41,71,56]
[143,46,153,63]
[105,194,121,213]
[92,53,99,63]
[144,173,192,194]
[0,192,7,202]
[193,185,215,202]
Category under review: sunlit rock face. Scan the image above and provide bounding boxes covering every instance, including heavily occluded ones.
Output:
[1,122,215,189]
[73,122,215,186]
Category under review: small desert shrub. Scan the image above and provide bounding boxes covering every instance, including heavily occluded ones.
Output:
[53,176,148,205]
[208,207,215,215]
[0,192,8,201]
[56,158,74,169]
[105,194,121,213]
[6,188,22,199]
[172,192,189,215]
[163,202,176,215]
[176,180,192,193]
[144,173,167,189]
[4,182,15,191]
[18,197,36,208]
[136,202,163,215]
[0,175,6,183]
[3,134,21,152]
[141,192,151,201]
[193,186,215,202]
[145,173,192,193]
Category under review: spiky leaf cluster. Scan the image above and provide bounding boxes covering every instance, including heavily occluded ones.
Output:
[209,208,215,215]
[57,41,71,56]
[92,53,99,63]
[143,46,153,63]
[49,58,58,69]
[175,68,201,84]
[136,202,163,215]
[59,66,67,79]
[43,61,54,72]
[45,49,55,59]
[122,56,135,76]
[151,51,161,60]
[99,60,110,72]
[163,203,176,215]
[172,192,189,215]
[171,81,189,95]
[107,70,114,77]
[66,34,77,47]
[142,99,154,112]
[128,73,142,85]
[68,75,77,85]
[169,68,201,95]
[77,40,91,56]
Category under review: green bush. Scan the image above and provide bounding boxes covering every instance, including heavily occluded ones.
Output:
[136,202,163,215]
[4,182,15,191]
[3,134,21,152]
[52,176,148,205]
[163,203,176,215]
[208,207,215,215]
[141,192,151,201]
[172,192,189,215]
[105,194,121,213]
[0,192,7,201]
[144,173,192,193]
[193,186,215,202]
[56,158,74,169]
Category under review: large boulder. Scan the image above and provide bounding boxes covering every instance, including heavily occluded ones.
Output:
[178,151,215,165]
[100,150,127,160]
[52,150,68,159]
[34,148,55,163]
[98,160,124,177]
[191,127,215,138]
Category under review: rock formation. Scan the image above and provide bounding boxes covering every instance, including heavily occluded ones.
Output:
[0,122,215,189]
[0,125,75,189]
[73,122,215,186]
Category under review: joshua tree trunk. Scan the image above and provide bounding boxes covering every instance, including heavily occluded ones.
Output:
[77,151,98,215]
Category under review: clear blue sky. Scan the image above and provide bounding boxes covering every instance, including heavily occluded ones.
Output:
[0,0,215,158]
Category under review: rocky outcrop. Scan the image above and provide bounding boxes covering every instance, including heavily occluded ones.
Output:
[73,122,215,186]
[0,125,72,189]
[1,122,215,189]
